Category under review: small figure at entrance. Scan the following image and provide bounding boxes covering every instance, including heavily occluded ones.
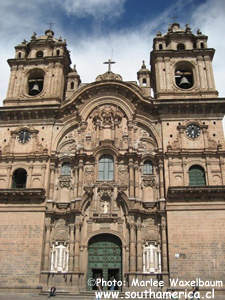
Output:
[96,274,102,300]
[48,286,56,298]
[110,275,115,291]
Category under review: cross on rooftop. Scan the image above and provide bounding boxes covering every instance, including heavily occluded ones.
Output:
[103,59,116,72]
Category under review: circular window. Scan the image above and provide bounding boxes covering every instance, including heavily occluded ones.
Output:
[28,69,44,96]
[36,50,44,58]
[175,62,194,89]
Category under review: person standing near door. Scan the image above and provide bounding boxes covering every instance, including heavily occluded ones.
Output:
[96,275,102,300]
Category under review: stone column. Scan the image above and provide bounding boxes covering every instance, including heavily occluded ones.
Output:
[78,159,84,198]
[129,223,136,272]
[197,56,205,89]
[7,66,17,98]
[7,165,12,188]
[74,223,80,271]
[161,215,168,273]
[204,56,213,89]
[127,120,133,149]
[28,165,33,188]
[41,165,47,189]
[43,218,51,270]
[49,163,55,199]
[158,161,165,199]
[69,224,75,271]
[202,126,209,150]
[129,158,135,198]
[136,224,142,272]
[134,163,140,199]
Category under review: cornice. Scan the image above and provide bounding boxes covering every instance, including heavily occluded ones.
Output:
[62,80,146,109]
[153,98,225,116]
[0,104,59,122]
[167,185,225,202]
[0,188,46,203]
[151,48,215,59]
[7,56,69,68]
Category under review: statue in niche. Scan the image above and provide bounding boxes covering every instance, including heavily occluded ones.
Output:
[101,200,109,214]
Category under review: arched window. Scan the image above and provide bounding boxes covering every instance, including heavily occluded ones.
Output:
[70,81,74,89]
[61,162,71,176]
[98,155,114,181]
[56,49,60,56]
[189,165,206,186]
[12,168,27,188]
[159,44,163,50]
[18,52,22,58]
[200,42,204,49]
[143,160,153,175]
[177,43,185,50]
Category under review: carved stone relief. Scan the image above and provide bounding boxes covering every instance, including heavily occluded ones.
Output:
[59,175,71,189]
[91,105,123,128]
[118,165,128,186]
[84,165,94,185]
[53,218,69,241]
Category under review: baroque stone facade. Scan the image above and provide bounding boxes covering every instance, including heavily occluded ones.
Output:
[0,23,225,297]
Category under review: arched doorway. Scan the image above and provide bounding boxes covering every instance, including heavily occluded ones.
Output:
[87,234,122,290]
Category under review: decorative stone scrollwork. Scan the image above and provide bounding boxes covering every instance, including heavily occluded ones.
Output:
[84,165,94,185]
[92,105,123,128]
[118,165,128,186]
[97,183,114,200]
[142,176,156,187]
[59,175,71,189]
[96,71,122,81]
[53,218,69,241]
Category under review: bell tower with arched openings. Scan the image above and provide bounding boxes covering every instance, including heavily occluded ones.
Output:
[150,23,218,99]
[4,29,80,107]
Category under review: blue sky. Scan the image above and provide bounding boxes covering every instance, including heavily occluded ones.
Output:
[0,0,225,103]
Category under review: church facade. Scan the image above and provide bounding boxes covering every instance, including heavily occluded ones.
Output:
[0,23,225,296]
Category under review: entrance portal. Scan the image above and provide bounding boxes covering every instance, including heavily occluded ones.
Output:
[87,234,122,290]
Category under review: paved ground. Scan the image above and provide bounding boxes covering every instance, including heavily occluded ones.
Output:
[0,294,77,300]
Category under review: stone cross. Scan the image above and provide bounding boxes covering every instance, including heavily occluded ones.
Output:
[103,59,116,72]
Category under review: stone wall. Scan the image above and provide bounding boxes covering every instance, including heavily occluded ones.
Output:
[167,209,225,281]
[0,212,44,288]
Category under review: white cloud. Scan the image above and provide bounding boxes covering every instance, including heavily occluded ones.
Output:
[191,0,225,97]
[53,0,126,19]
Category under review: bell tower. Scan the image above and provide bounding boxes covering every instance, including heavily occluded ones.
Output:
[4,29,73,106]
[150,23,218,99]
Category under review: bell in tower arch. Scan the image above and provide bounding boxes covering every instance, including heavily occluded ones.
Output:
[179,76,191,88]
[28,69,44,96]
[31,82,40,93]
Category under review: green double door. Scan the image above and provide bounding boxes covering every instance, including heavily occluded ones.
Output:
[87,234,122,290]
